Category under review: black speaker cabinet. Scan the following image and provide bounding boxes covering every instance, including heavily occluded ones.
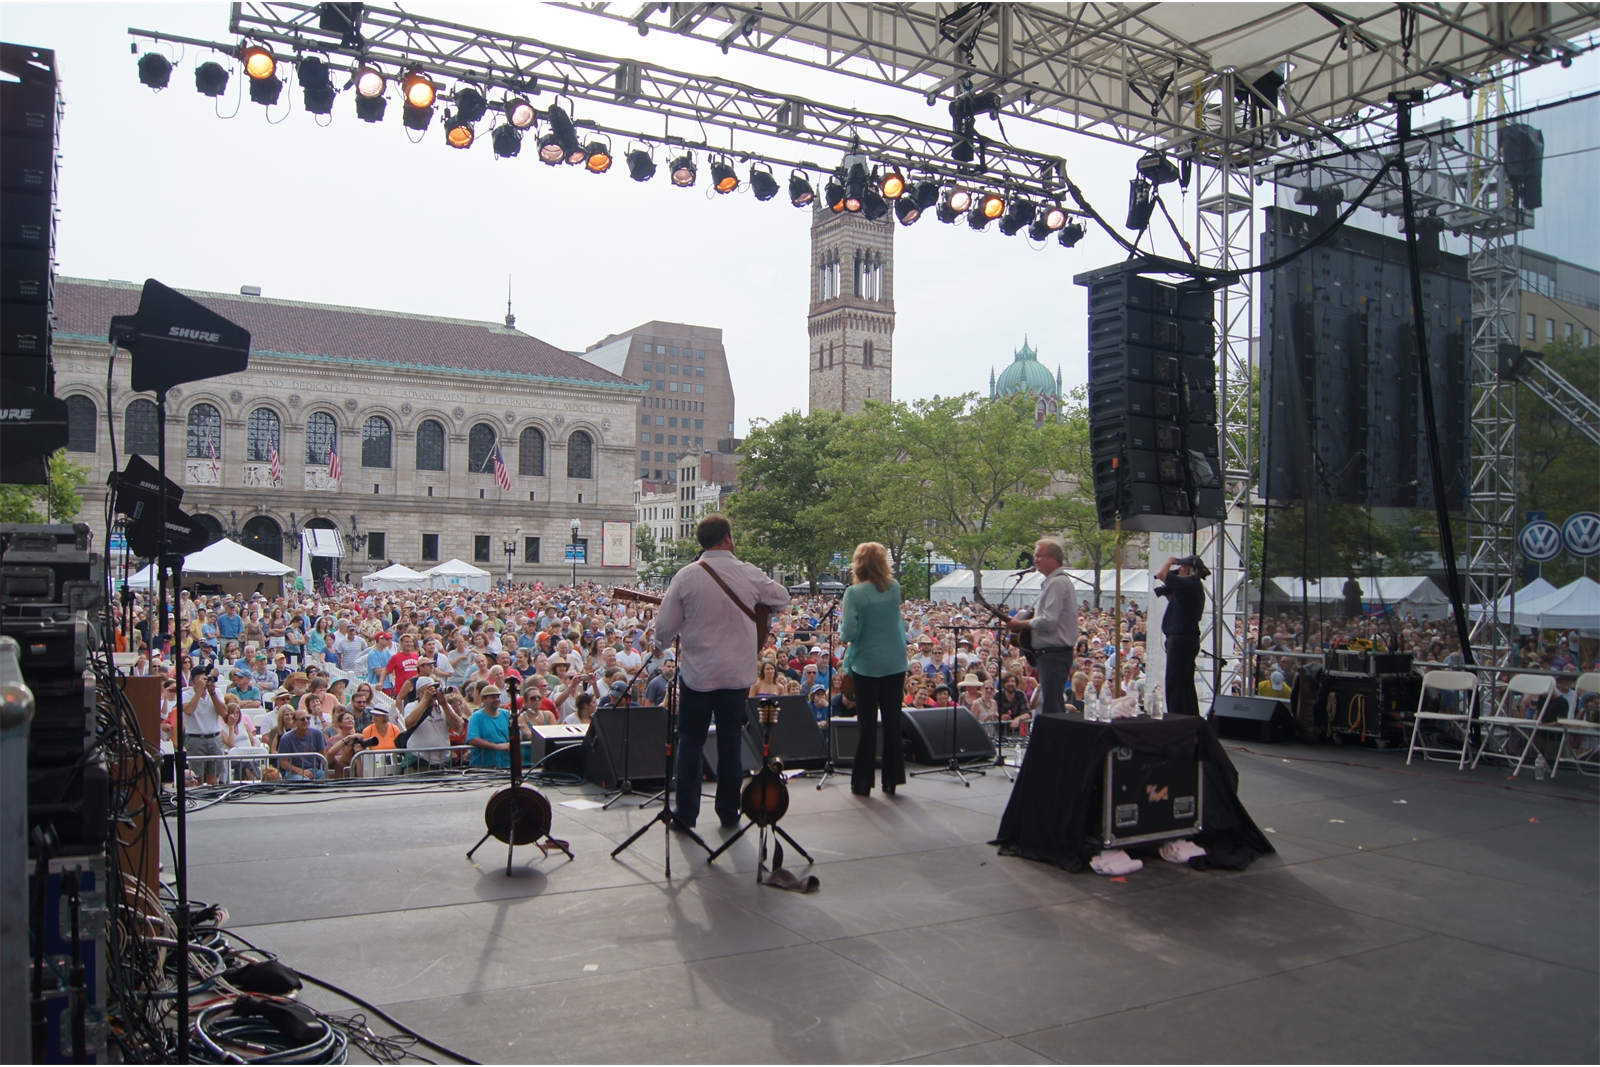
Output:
[1326,674,1420,748]
[1092,747,1202,849]
[743,695,827,769]
[582,706,669,789]
[1209,695,1294,743]
[902,706,995,764]
[828,716,882,766]
[702,723,760,781]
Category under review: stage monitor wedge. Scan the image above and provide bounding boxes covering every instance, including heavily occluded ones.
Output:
[118,279,251,395]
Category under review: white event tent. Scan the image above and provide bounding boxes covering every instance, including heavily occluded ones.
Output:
[422,559,492,592]
[1268,576,1452,619]
[1472,577,1600,635]
[930,568,1150,608]
[361,563,429,592]
[126,539,295,594]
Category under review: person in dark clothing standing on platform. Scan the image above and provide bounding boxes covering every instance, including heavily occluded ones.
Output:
[1154,554,1209,717]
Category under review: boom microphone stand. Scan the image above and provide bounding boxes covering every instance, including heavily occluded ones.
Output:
[800,598,842,790]
[909,622,988,787]
[611,637,710,876]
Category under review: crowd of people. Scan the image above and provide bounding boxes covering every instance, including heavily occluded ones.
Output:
[117,538,1595,786]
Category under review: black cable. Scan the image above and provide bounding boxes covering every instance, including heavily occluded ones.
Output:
[210,931,478,1065]
[1394,100,1477,668]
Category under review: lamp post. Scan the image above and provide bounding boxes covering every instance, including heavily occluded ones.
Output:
[924,540,935,601]
[569,518,581,589]
[347,514,368,586]
[503,526,520,584]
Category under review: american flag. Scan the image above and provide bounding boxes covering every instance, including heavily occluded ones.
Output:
[207,434,219,479]
[269,436,282,486]
[327,439,342,483]
[489,442,512,491]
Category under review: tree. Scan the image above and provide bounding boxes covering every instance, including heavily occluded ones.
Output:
[899,393,1073,602]
[0,449,91,524]
[811,401,930,586]
[725,409,846,591]
[635,525,658,565]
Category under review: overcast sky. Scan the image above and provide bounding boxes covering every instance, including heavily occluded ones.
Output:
[2,4,1594,434]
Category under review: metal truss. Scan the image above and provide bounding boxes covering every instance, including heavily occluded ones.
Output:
[569,3,1600,157]
[196,2,1070,198]
[1190,73,1254,705]
[1513,354,1600,447]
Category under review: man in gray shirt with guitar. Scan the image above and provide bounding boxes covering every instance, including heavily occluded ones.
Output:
[655,515,790,830]
[1006,538,1078,717]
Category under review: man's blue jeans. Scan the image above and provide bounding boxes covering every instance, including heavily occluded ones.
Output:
[674,683,746,827]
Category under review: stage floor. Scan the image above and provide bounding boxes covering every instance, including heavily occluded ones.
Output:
[175,740,1599,1064]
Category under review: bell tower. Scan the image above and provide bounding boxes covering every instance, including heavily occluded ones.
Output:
[807,195,895,414]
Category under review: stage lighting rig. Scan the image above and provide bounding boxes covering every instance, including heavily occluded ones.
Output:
[750,166,779,202]
[670,154,696,187]
[491,123,521,157]
[843,162,868,212]
[862,184,890,220]
[1058,220,1086,248]
[194,60,229,98]
[937,187,972,223]
[880,168,906,199]
[444,113,474,148]
[453,86,487,124]
[585,142,612,173]
[711,157,739,193]
[537,133,565,165]
[789,172,815,207]
[402,68,435,130]
[895,180,939,225]
[354,63,385,98]
[504,96,535,129]
[967,204,992,230]
[998,198,1035,236]
[1125,177,1154,230]
[948,90,1000,164]
[355,92,386,122]
[544,103,585,164]
[1135,150,1180,186]
[299,56,335,114]
[241,44,275,80]
[249,71,283,106]
[137,51,172,89]
[626,148,656,181]
[824,175,844,211]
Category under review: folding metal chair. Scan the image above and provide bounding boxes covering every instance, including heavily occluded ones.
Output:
[1406,670,1477,768]
[1471,674,1555,775]
[1550,674,1600,779]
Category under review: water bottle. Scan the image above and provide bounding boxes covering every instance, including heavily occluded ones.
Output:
[1150,685,1165,720]
[1535,754,1548,781]
[1085,685,1100,722]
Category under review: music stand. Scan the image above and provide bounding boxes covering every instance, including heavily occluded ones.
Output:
[599,658,655,810]
[796,597,843,790]
[611,637,711,876]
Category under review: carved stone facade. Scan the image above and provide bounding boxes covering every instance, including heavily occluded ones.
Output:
[808,202,895,414]
[53,278,643,583]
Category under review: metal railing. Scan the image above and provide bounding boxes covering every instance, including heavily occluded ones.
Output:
[180,750,329,784]
[353,744,473,778]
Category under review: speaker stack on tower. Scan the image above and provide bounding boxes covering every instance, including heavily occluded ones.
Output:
[1075,261,1224,532]
[0,43,69,485]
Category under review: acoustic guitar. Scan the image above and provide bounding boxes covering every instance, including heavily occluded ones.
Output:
[970,588,1037,667]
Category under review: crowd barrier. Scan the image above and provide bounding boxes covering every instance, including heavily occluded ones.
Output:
[181,750,329,785]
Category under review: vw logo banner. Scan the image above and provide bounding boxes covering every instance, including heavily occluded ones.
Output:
[1562,512,1600,559]
[1519,520,1564,563]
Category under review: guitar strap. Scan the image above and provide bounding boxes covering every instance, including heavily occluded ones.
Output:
[697,559,758,627]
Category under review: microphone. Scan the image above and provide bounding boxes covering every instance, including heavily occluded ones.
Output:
[1010,565,1035,578]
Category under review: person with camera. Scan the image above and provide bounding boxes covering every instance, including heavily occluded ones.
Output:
[181,665,228,785]
[324,709,377,777]
[1154,554,1210,717]
[399,676,464,768]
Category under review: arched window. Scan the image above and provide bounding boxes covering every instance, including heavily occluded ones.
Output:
[518,426,545,477]
[305,411,337,466]
[185,403,221,459]
[124,399,159,456]
[246,408,280,463]
[361,416,392,469]
[566,429,593,480]
[240,516,283,561]
[863,340,874,369]
[65,395,96,453]
[415,419,445,471]
[467,423,497,474]
[191,513,224,545]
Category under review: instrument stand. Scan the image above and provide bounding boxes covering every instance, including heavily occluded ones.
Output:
[467,680,573,875]
[611,637,711,877]
[706,817,813,877]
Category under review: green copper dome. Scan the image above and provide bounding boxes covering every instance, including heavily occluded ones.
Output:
[991,339,1059,398]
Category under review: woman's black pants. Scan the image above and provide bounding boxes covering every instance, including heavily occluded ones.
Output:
[851,671,905,792]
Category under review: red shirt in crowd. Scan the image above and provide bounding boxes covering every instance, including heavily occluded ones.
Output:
[385,650,420,695]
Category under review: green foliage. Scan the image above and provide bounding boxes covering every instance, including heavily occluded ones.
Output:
[635,525,658,565]
[726,409,846,591]
[1515,336,1599,585]
[809,401,929,585]
[0,450,90,524]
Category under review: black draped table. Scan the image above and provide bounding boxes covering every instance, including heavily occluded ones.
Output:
[993,713,1273,872]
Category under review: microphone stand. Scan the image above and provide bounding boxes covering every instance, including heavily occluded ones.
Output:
[908,620,990,787]
[611,636,710,875]
[800,597,842,789]
[987,568,1033,780]
[597,658,652,810]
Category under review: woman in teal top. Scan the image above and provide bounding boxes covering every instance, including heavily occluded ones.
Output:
[841,541,909,796]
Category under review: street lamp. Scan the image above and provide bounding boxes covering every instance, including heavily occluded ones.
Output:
[924,540,935,601]
[503,526,519,584]
[569,518,581,588]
